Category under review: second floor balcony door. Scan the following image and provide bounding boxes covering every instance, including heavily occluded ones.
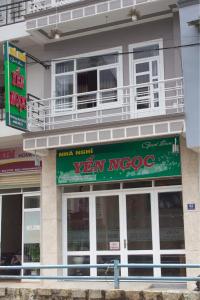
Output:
[129,40,164,117]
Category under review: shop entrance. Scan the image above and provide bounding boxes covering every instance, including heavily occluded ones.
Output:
[0,191,41,277]
[63,181,185,278]
[0,194,22,274]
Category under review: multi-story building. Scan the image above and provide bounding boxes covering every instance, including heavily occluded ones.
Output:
[0,0,199,289]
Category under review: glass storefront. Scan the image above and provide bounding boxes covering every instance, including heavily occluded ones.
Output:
[0,190,40,276]
[63,179,185,277]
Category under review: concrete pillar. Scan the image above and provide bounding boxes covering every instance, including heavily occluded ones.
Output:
[40,149,62,278]
[181,137,200,289]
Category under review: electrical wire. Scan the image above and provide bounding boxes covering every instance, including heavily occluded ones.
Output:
[26,42,200,66]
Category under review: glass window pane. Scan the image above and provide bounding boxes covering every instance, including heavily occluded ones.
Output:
[55,97,73,111]
[24,211,40,243]
[159,192,185,249]
[56,75,73,96]
[97,255,120,276]
[24,244,40,263]
[77,93,97,110]
[100,68,117,90]
[161,255,186,277]
[64,185,90,193]
[77,70,97,93]
[127,194,152,250]
[24,268,40,276]
[23,211,40,262]
[123,181,152,189]
[136,74,150,84]
[24,196,40,209]
[100,90,117,104]
[152,60,158,77]
[133,44,159,60]
[128,255,153,276]
[93,183,120,191]
[68,256,90,276]
[96,195,119,251]
[56,61,74,74]
[155,178,182,186]
[136,62,149,73]
[77,53,118,70]
[67,198,89,251]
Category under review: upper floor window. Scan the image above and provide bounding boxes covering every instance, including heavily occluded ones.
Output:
[129,40,164,114]
[53,49,122,113]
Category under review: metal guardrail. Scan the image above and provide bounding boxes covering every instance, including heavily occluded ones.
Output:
[27,77,184,132]
[0,261,200,289]
[0,0,27,27]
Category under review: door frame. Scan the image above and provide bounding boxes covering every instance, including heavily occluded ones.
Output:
[62,184,184,277]
[128,39,165,117]
[22,191,41,276]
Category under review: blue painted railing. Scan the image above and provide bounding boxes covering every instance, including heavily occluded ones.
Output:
[0,261,200,289]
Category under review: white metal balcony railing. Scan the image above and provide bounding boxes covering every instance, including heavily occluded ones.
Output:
[27,77,184,132]
[0,1,26,27]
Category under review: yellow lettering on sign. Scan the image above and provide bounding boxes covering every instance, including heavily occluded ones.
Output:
[9,47,26,62]
[75,148,94,156]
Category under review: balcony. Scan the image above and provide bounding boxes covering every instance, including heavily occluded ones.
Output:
[25,0,178,43]
[0,1,26,27]
[27,77,184,132]
[27,0,84,13]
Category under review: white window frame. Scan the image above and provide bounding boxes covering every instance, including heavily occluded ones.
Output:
[62,183,185,278]
[22,191,41,278]
[128,39,165,117]
[52,47,123,116]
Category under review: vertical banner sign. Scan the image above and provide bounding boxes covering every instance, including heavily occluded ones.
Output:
[4,41,27,130]
[57,136,181,185]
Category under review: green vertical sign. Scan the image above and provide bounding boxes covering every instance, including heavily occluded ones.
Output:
[4,41,27,131]
[57,136,181,185]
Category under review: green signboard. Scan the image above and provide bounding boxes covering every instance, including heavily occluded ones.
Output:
[4,41,27,131]
[56,136,181,185]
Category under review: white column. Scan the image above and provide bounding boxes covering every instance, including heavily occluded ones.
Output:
[181,137,200,290]
[40,150,62,278]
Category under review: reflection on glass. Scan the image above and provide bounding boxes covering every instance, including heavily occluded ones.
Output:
[133,44,159,60]
[159,192,185,249]
[136,74,150,84]
[123,181,152,189]
[56,75,73,96]
[24,196,40,209]
[127,194,152,250]
[155,178,182,186]
[77,93,97,109]
[93,183,120,191]
[100,68,117,90]
[24,268,40,276]
[136,62,149,73]
[24,243,40,263]
[128,255,153,276]
[100,90,117,104]
[97,255,120,276]
[64,185,90,193]
[161,255,186,277]
[96,196,119,251]
[56,61,74,74]
[77,54,118,70]
[23,211,40,263]
[68,256,90,276]
[67,198,89,251]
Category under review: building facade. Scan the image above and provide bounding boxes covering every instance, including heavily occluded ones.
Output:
[0,0,199,289]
